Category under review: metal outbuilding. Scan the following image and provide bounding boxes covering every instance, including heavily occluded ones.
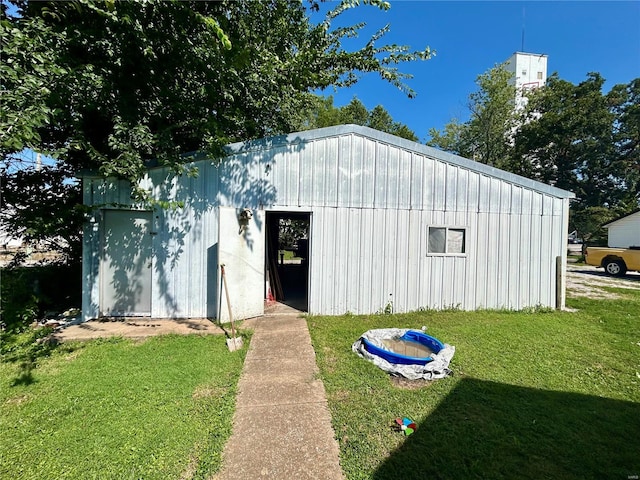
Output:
[81,125,574,322]
[602,210,640,248]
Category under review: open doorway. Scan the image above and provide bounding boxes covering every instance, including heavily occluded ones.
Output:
[265,212,311,311]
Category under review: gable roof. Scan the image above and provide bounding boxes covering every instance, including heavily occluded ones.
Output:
[225,124,575,200]
[602,209,640,228]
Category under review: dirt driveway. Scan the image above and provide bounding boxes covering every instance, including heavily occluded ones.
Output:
[566,264,640,299]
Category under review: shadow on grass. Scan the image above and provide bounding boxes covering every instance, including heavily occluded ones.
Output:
[10,362,36,386]
[374,378,640,480]
[1,328,62,387]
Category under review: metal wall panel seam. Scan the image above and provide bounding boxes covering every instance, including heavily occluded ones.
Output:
[293,143,301,207]
[373,141,384,208]
[348,208,361,314]
[498,214,511,308]
[465,212,478,310]
[352,137,361,208]
[457,168,468,212]
[384,142,393,209]
[477,213,488,307]
[445,164,457,212]
[327,137,339,208]
[362,138,375,208]
[489,177,500,214]
[338,208,349,314]
[342,208,352,313]
[297,141,305,207]
[410,152,421,209]
[501,181,512,214]
[329,207,339,314]
[339,135,352,208]
[395,209,408,311]
[406,210,418,310]
[399,149,411,209]
[386,209,395,312]
[531,214,543,306]
[307,207,321,314]
[434,161,446,211]
[370,208,384,312]
[539,215,553,306]
[509,212,521,309]
[423,156,433,211]
[363,207,373,313]
[395,148,404,209]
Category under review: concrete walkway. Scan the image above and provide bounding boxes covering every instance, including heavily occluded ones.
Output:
[214,310,344,479]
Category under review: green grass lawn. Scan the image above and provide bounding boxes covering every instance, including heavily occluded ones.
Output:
[281,250,301,261]
[0,333,248,480]
[2,288,639,480]
[308,289,640,480]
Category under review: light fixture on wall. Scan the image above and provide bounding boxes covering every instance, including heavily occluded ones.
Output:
[238,208,252,234]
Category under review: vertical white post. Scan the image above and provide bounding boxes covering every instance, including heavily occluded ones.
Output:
[556,255,565,310]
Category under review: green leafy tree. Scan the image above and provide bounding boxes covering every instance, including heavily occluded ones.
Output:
[293,95,418,141]
[278,219,309,251]
[341,97,370,126]
[608,78,640,209]
[1,0,433,264]
[570,206,617,247]
[427,64,517,169]
[2,0,432,178]
[1,165,85,265]
[426,118,467,154]
[514,74,618,200]
[366,104,419,141]
[429,61,639,240]
[514,73,639,238]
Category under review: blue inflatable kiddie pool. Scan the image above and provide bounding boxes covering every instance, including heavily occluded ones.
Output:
[361,330,445,366]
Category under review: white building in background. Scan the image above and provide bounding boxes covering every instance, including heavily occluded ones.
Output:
[602,210,640,248]
[504,52,548,110]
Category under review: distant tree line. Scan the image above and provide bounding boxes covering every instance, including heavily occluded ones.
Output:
[293,95,418,141]
[428,65,639,244]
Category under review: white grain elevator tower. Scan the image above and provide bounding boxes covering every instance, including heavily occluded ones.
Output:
[504,52,548,110]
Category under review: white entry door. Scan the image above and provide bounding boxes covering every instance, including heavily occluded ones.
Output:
[218,207,265,322]
[100,210,153,317]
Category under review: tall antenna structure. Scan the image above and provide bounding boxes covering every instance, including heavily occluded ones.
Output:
[521,6,526,51]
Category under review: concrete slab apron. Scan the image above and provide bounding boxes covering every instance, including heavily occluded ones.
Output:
[214,316,344,480]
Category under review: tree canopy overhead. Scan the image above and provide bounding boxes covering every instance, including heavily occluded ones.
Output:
[1,0,433,182]
[1,0,433,264]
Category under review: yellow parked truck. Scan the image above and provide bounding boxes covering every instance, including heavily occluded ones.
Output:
[585,247,640,276]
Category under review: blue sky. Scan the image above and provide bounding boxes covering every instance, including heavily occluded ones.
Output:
[311,1,640,141]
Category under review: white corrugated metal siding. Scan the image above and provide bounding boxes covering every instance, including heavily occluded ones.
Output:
[249,131,568,314]
[605,211,640,248]
[82,125,573,320]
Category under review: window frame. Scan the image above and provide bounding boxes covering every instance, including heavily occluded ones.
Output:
[426,225,468,257]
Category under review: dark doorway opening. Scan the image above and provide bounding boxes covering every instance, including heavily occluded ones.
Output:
[265,212,311,312]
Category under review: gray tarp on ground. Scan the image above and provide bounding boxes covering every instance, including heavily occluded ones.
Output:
[352,328,455,380]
